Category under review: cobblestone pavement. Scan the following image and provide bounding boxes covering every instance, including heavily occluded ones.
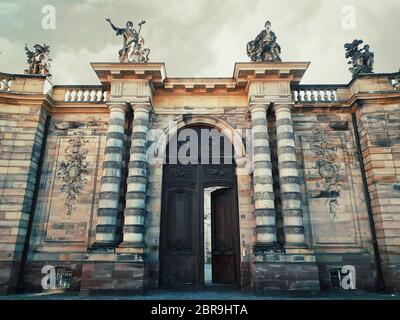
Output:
[1,291,400,300]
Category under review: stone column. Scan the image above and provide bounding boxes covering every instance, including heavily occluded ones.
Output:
[250,104,277,246]
[274,104,305,247]
[122,104,151,247]
[95,104,127,247]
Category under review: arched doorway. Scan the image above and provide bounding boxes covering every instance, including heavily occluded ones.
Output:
[159,125,240,289]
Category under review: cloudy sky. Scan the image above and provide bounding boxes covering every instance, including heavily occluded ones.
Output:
[0,0,398,85]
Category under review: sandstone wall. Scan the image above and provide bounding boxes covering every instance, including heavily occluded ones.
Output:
[356,102,400,290]
[1,71,399,294]
[294,111,377,290]
[22,111,109,291]
[0,99,48,293]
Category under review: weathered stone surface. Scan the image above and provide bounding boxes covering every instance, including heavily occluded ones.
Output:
[0,64,399,295]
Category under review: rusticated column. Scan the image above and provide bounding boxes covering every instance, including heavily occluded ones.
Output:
[95,104,127,247]
[250,104,277,246]
[274,104,305,247]
[121,104,151,247]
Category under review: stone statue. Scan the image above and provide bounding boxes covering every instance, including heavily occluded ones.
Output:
[105,17,150,63]
[247,21,282,62]
[344,39,374,77]
[25,43,51,76]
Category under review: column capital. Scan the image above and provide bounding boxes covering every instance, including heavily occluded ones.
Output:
[130,103,152,114]
[248,94,270,107]
[273,103,294,113]
[107,102,129,113]
[249,103,268,113]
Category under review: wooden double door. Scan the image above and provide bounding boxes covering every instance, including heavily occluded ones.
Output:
[160,163,240,289]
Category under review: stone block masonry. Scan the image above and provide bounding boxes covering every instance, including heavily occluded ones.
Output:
[80,261,145,294]
[356,101,400,290]
[0,95,49,294]
[0,65,399,295]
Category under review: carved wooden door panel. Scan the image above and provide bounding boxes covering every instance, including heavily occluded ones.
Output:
[162,187,196,285]
[211,188,237,284]
[160,126,239,289]
[160,165,200,287]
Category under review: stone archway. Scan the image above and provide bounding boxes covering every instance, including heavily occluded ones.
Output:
[158,124,242,289]
[152,115,248,166]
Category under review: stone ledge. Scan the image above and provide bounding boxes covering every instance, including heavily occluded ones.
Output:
[252,260,320,292]
[115,247,144,254]
[253,252,316,263]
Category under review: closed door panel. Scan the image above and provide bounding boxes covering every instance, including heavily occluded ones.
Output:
[160,160,239,289]
[162,187,196,285]
[211,188,236,284]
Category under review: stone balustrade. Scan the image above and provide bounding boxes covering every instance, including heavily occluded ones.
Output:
[293,86,340,103]
[391,75,400,91]
[0,76,13,92]
[62,87,108,102]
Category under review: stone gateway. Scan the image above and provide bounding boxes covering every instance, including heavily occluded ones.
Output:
[0,25,400,295]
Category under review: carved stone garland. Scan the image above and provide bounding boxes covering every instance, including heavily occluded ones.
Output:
[57,131,89,216]
[310,130,342,220]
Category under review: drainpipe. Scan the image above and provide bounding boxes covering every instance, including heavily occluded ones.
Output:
[351,112,385,291]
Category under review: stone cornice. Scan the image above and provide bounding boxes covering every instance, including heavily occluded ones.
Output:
[89,62,310,95]
[2,63,399,108]
[0,71,47,80]
[90,62,166,90]
[234,62,310,88]
[50,106,108,114]
[347,91,400,110]
[162,78,238,93]
[0,91,54,112]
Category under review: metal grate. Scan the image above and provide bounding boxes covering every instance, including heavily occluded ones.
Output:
[55,267,73,289]
[329,268,342,289]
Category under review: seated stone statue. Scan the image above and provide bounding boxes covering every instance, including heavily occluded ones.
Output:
[247,21,282,62]
[344,39,374,77]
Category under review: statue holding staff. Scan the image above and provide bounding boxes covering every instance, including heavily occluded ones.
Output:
[105,17,150,63]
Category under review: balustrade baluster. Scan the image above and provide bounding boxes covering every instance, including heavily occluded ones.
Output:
[323,90,329,101]
[329,90,334,101]
[317,90,322,101]
[300,90,305,102]
[310,90,315,101]
[292,86,340,103]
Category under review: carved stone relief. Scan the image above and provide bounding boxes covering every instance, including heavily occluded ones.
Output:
[310,129,342,221]
[57,131,89,216]
[297,126,364,247]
